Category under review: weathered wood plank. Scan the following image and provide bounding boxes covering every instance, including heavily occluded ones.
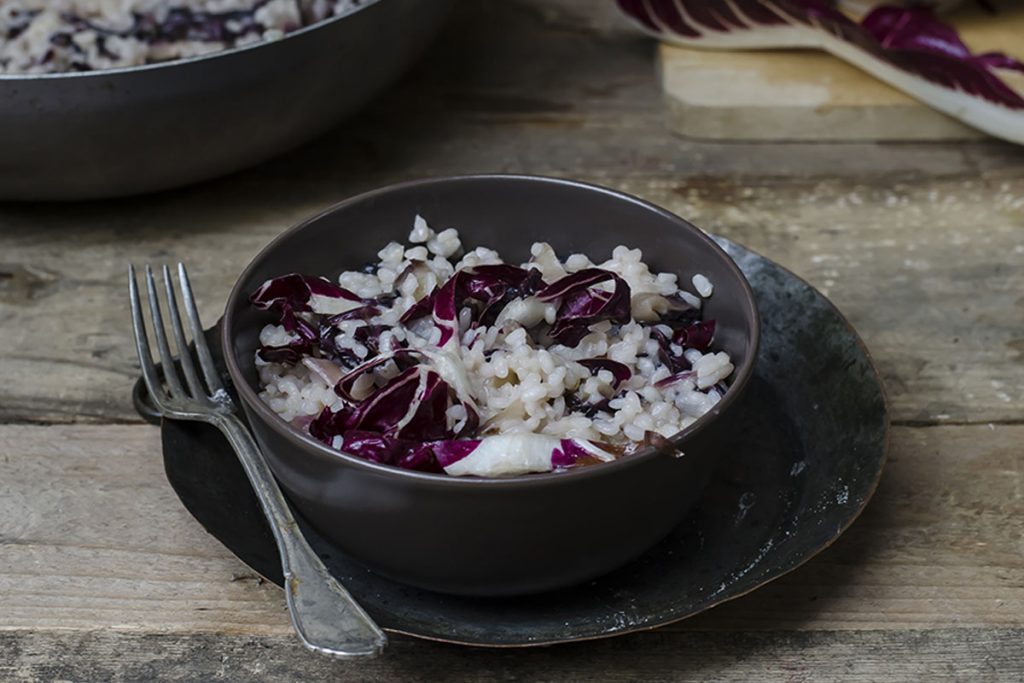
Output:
[2,629,1022,683]
[0,3,1023,427]
[1,424,1021,634]
[1,174,1022,424]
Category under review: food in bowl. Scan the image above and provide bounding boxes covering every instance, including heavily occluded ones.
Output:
[252,216,735,478]
[0,0,362,74]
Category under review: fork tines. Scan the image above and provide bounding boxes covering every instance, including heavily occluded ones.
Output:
[129,263,224,410]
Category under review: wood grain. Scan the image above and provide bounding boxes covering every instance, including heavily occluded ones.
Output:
[0,1,1021,426]
[660,45,983,142]
[1,424,1021,634]
[1,174,1022,425]
[3,629,1023,683]
[1,0,1023,678]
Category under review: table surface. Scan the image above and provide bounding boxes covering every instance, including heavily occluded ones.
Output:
[2,1,1023,681]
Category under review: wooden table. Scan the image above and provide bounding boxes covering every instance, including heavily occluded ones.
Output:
[2,1,1022,680]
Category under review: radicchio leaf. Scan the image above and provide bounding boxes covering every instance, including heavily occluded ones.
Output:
[862,6,1018,71]
[256,341,307,365]
[654,370,697,389]
[331,432,452,475]
[616,0,1024,143]
[651,327,689,374]
[308,404,354,444]
[401,264,546,344]
[310,418,480,473]
[250,273,362,313]
[673,320,716,352]
[658,293,702,328]
[579,358,632,388]
[325,304,381,323]
[550,439,600,469]
[333,365,456,442]
[334,349,418,402]
[433,439,482,468]
[537,268,632,346]
[353,324,395,357]
[257,315,320,366]
[394,369,451,441]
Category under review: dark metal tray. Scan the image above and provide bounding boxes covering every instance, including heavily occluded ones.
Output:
[140,237,888,647]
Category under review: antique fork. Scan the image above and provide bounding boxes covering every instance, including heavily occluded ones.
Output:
[128,263,387,658]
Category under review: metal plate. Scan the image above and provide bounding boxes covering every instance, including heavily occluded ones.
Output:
[152,237,888,646]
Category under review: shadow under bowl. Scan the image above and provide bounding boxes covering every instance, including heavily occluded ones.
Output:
[222,174,760,596]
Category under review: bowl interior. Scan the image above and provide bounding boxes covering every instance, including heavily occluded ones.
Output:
[223,175,760,475]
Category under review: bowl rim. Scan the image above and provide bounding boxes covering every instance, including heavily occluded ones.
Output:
[222,174,762,488]
[0,0,385,82]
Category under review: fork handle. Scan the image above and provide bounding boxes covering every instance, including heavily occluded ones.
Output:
[214,414,388,657]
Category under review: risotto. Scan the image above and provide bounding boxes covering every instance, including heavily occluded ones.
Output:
[252,216,735,477]
[0,0,361,74]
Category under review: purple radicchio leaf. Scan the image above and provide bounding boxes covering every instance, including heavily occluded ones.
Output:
[550,439,594,469]
[654,370,697,389]
[657,293,702,328]
[309,382,480,472]
[550,439,612,469]
[333,349,419,402]
[536,268,632,346]
[651,327,689,374]
[256,341,308,365]
[673,320,716,352]
[563,388,621,419]
[578,358,632,388]
[250,273,361,313]
[251,274,370,366]
[432,439,482,468]
[353,324,396,357]
[341,431,478,472]
[324,304,381,323]
[616,0,1024,143]
[337,431,438,472]
[454,402,481,439]
[342,366,452,441]
[308,403,354,444]
[257,314,320,366]
[401,265,546,344]
[394,368,452,441]
[862,6,1024,75]
[428,274,463,347]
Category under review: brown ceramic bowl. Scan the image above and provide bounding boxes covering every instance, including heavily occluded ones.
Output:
[222,175,760,596]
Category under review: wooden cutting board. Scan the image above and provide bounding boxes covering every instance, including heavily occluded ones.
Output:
[658,3,1022,142]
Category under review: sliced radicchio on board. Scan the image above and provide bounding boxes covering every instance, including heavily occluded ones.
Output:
[536,268,632,346]
[615,0,1024,144]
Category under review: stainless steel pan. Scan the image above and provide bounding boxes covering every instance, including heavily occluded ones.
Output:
[0,0,452,201]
